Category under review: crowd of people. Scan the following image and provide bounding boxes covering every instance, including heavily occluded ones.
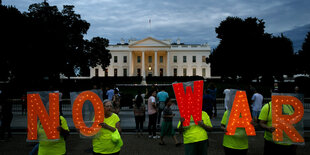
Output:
[0,82,304,155]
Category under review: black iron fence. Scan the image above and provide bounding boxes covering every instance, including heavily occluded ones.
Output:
[9,98,310,116]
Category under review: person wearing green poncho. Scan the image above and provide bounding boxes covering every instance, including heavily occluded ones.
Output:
[93,99,122,155]
[220,110,248,155]
[177,111,212,155]
[37,116,70,155]
[259,101,296,155]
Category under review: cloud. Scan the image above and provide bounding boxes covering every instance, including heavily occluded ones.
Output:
[3,0,310,49]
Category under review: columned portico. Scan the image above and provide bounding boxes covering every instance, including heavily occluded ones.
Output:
[154,51,158,76]
[142,51,145,78]
[167,51,170,76]
[129,51,133,76]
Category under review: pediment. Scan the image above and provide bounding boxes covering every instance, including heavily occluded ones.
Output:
[129,37,170,48]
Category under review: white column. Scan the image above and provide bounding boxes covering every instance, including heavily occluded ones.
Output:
[154,51,158,76]
[129,51,132,76]
[167,51,170,76]
[142,51,145,78]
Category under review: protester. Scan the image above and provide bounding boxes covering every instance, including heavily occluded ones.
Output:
[93,99,122,155]
[221,110,249,155]
[156,88,169,127]
[112,88,121,115]
[133,91,146,136]
[246,85,256,113]
[271,82,279,93]
[0,87,12,140]
[21,93,27,115]
[259,101,296,155]
[223,89,230,110]
[207,83,217,117]
[37,115,70,155]
[202,89,214,118]
[251,89,263,124]
[106,86,114,101]
[148,90,158,139]
[178,111,212,155]
[159,97,181,146]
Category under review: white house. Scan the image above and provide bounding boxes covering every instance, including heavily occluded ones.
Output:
[90,37,211,78]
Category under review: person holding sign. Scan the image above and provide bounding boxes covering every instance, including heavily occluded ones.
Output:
[259,101,297,155]
[37,115,69,155]
[221,110,248,155]
[92,99,122,155]
[177,111,212,155]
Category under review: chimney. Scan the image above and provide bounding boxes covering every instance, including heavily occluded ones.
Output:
[177,38,181,45]
[120,38,125,44]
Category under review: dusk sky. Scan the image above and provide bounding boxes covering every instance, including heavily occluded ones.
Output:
[3,0,310,50]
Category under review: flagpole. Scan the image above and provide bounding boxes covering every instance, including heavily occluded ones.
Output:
[149,19,151,34]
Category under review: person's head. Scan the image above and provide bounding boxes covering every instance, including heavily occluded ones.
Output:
[204,89,209,94]
[294,86,299,93]
[137,90,142,95]
[208,83,216,90]
[151,90,157,97]
[92,84,97,89]
[160,87,165,92]
[114,88,119,94]
[165,97,173,107]
[103,99,113,115]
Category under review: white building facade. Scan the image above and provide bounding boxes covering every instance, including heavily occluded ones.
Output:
[90,37,211,78]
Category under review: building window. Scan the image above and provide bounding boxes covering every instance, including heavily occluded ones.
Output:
[114,68,117,77]
[202,68,206,77]
[160,56,163,63]
[192,56,196,63]
[95,69,99,77]
[183,68,187,76]
[174,68,177,76]
[137,68,141,76]
[193,68,196,76]
[202,56,206,62]
[148,56,152,63]
[123,68,127,76]
[173,56,177,63]
[137,56,141,63]
[160,68,163,77]
[105,69,108,77]
[123,56,127,63]
[183,56,187,63]
[114,56,118,63]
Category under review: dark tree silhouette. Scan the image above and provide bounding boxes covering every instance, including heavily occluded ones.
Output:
[210,16,294,83]
[0,2,111,82]
[297,32,310,74]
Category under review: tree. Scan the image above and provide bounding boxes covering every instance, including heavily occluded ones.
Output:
[210,17,267,81]
[23,2,91,80]
[210,16,294,83]
[0,5,27,81]
[0,2,111,83]
[86,37,111,73]
[297,32,310,74]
